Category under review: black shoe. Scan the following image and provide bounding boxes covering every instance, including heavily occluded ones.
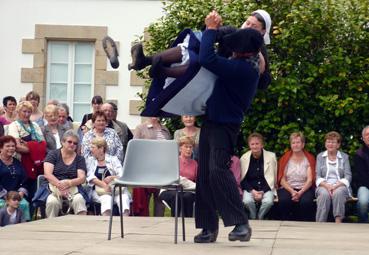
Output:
[128,43,149,71]
[228,224,252,242]
[102,36,119,69]
[194,229,219,243]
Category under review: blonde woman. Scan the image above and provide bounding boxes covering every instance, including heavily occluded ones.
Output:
[86,137,130,216]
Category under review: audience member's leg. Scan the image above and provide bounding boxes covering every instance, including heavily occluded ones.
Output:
[158,190,176,216]
[332,186,349,223]
[357,186,369,223]
[72,193,87,215]
[114,192,131,216]
[258,191,274,220]
[153,189,165,216]
[19,198,31,221]
[99,194,112,216]
[315,187,331,222]
[46,194,62,218]
[183,192,196,217]
[277,188,293,220]
[296,188,315,221]
[242,191,257,219]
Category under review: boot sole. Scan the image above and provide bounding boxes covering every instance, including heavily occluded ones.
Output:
[228,228,252,242]
[102,36,119,69]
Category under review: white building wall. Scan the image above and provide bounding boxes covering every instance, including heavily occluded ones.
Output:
[0,0,164,128]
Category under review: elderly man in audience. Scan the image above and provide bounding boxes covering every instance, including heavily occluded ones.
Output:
[57,104,73,130]
[354,125,369,223]
[44,130,88,217]
[100,103,132,160]
[315,131,351,223]
[240,132,277,220]
[42,104,69,153]
[81,111,123,162]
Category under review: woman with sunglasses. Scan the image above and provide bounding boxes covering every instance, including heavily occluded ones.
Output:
[43,130,88,218]
[0,136,30,221]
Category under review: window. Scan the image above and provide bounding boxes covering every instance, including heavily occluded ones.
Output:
[46,41,95,122]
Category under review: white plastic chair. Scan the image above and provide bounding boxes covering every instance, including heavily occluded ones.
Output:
[107,139,185,243]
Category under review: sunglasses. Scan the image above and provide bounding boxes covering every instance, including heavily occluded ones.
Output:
[66,140,78,145]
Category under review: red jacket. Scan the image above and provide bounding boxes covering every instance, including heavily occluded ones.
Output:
[277,150,316,188]
[21,141,46,180]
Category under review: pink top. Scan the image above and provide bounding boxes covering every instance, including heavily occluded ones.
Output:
[179,156,197,182]
[230,155,243,196]
[0,116,11,125]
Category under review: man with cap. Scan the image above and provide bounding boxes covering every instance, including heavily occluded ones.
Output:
[193,10,263,243]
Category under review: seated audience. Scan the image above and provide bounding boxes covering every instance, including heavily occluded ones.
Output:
[86,137,131,216]
[354,126,369,223]
[132,117,171,216]
[81,111,123,162]
[240,132,277,220]
[0,191,26,226]
[173,116,200,160]
[315,131,351,223]
[0,136,30,221]
[42,104,69,153]
[277,132,316,221]
[43,130,88,217]
[2,96,17,124]
[25,91,44,127]
[7,101,46,201]
[159,136,197,217]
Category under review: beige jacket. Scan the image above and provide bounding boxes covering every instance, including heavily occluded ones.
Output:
[240,149,277,195]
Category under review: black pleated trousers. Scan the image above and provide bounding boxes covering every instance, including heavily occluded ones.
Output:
[195,120,248,231]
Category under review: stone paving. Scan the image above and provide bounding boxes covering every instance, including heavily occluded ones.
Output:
[0,215,368,255]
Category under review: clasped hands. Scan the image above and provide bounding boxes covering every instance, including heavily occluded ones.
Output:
[205,10,222,30]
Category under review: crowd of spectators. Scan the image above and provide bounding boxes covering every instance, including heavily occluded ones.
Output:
[0,92,368,227]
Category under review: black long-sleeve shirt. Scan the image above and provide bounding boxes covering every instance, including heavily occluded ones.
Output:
[240,153,270,193]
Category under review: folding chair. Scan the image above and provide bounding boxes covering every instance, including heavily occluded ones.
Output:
[107,139,185,243]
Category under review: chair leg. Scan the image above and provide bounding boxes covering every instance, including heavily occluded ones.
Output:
[174,187,179,244]
[180,186,186,241]
[119,186,124,238]
[108,185,116,240]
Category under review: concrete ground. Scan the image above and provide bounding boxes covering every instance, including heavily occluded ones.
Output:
[0,215,368,255]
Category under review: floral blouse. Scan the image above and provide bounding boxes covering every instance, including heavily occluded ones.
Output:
[81,127,123,163]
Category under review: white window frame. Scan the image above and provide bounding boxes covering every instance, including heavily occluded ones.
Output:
[46,41,95,120]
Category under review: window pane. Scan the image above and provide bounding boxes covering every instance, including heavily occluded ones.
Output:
[75,43,93,63]
[50,63,68,83]
[74,84,91,102]
[74,64,92,83]
[50,43,69,63]
[73,104,90,122]
[49,83,67,102]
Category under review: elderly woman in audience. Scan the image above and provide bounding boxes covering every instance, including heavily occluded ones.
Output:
[277,132,316,221]
[25,91,44,127]
[240,132,277,220]
[80,95,103,134]
[58,103,73,130]
[7,101,46,200]
[132,117,171,216]
[174,115,200,160]
[159,136,197,217]
[44,130,88,217]
[2,96,17,124]
[0,136,30,221]
[355,125,369,223]
[86,137,131,216]
[81,111,123,162]
[42,104,69,153]
[315,131,352,223]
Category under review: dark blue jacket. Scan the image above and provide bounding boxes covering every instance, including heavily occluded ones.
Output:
[200,29,259,124]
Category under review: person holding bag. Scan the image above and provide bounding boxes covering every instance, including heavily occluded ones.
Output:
[43,130,88,218]
[86,137,131,216]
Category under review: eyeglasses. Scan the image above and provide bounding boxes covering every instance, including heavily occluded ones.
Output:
[66,140,78,145]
